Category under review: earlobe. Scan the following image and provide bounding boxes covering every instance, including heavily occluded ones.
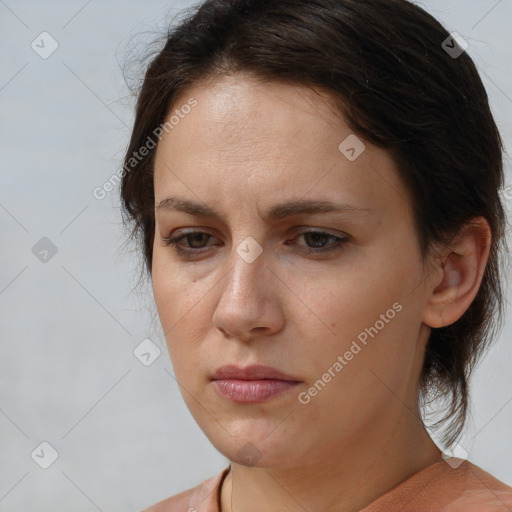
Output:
[422,218,491,329]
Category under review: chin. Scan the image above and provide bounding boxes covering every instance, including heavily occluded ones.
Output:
[206,428,299,468]
[222,442,283,468]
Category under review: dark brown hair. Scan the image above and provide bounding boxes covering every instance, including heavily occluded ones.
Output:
[120,0,507,446]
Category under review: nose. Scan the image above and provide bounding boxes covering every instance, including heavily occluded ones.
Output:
[211,247,285,342]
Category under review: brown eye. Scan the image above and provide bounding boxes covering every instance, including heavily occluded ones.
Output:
[161,231,221,256]
[301,231,339,248]
[185,232,214,248]
[287,230,349,255]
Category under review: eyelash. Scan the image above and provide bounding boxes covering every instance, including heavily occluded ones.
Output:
[161,230,348,258]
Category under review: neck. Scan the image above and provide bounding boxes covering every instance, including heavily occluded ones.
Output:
[220,413,442,512]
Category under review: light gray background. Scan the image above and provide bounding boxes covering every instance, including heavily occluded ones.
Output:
[0,1,511,511]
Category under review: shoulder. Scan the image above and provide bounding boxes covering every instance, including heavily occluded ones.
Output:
[440,460,512,512]
[139,467,230,512]
[362,458,512,512]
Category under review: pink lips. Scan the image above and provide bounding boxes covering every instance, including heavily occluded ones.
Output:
[211,365,301,404]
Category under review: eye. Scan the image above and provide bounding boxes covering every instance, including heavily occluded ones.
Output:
[288,229,348,255]
[161,231,219,255]
[160,229,348,258]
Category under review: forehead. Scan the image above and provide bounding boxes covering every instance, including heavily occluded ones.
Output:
[163,73,341,149]
[153,73,410,219]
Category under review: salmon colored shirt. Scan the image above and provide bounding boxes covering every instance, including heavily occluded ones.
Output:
[141,459,512,512]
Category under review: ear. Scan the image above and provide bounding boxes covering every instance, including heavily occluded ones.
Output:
[422,217,492,328]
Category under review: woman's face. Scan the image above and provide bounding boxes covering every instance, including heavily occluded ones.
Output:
[152,73,435,468]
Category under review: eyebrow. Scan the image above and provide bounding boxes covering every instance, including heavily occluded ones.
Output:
[156,197,372,222]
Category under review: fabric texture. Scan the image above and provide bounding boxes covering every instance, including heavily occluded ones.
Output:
[140,459,512,512]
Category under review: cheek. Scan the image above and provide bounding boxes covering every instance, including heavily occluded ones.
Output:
[299,310,419,434]
[152,267,178,332]
[151,255,213,368]
[294,253,423,390]
[152,249,198,324]
[291,262,406,349]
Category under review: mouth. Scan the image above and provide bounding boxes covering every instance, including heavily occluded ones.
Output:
[211,364,302,404]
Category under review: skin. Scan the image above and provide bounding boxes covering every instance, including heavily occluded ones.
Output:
[151,72,491,512]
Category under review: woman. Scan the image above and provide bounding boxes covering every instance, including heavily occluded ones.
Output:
[120,0,512,510]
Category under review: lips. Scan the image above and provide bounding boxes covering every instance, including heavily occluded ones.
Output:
[211,364,301,382]
[211,365,301,404]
